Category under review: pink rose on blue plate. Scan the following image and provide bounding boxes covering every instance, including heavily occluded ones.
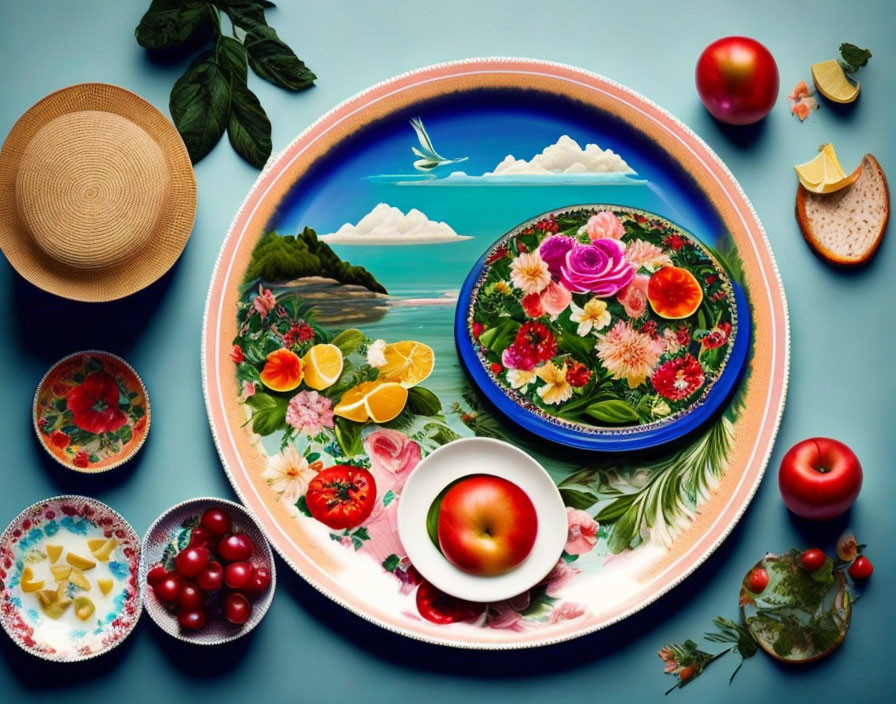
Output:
[560,239,634,296]
[538,235,577,278]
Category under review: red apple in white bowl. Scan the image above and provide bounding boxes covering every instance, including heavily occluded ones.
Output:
[778,437,862,520]
[437,474,538,576]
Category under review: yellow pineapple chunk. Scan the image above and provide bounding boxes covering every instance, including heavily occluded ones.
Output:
[90,538,117,562]
[97,578,114,596]
[20,567,44,593]
[69,570,91,591]
[87,539,107,551]
[73,596,95,621]
[46,544,63,563]
[36,589,57,607]
[66,553,96,570]
[51,565,72,582]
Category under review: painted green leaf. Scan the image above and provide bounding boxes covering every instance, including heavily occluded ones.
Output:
[244,25,315,91]
[246,392,288,435]
[119,425,133,444]
[382,553,400,572]
[334,417,363,457]
[295,495,311,517]
[407,386,441,416]
[585,399,639,424]
[135,0,211,49]
[331,329,366,355]
[559,488,599,510]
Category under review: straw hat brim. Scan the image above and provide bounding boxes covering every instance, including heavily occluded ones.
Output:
[0,83,197,302]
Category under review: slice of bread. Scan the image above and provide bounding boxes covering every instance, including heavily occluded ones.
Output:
[796,154,889,267]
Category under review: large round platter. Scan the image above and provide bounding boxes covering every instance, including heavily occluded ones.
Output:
[456,204,750,452]
[203,58,789,648]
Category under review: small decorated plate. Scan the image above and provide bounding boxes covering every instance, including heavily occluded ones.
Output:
[140,497,276,645]
[398,438,567,602]
[456,205,750,452]
[33,351,150,472]
[740,551,851,663]
[0,496,142,661]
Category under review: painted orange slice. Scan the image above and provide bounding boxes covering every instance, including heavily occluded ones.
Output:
[260,348,303,391]
[647,266,704,319]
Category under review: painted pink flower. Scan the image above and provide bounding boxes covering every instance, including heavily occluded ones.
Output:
[560,240,634,296]
[252,285,277,320]
[360,499,404,564]
[72,450,90,468]
[625,239,672,270]
[240,380,257,399]
[230,345,244,363]
[543,558,580,597]
[565,507,599,555]
[538,235,577,278]
[49,430,70,449]
[363,428,421,495]
[616,273,650,318]
[585,211,625,241]
[549,601,586,624]
[521,292,545,318]
[487,592,531,631]
[539,280,572,319]
[651,354,705,401]
[285,390,335,435]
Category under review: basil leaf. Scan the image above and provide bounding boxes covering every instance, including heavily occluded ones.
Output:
[839,43,872,73]
[216,0,270,30]
[407,386,442,416]
[244,25,315,91]
[331,328,365,356]
[215,35,248,83]
[136,0,212,49]
[228,82,272,168]
[170,51,231,163]
[584,399,639,424]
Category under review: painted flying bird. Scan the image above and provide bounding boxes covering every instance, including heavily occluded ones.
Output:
[410,117,468,172]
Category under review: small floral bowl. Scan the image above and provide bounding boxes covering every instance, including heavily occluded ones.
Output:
[139,497,276,645]
[0,495,142,662]
[33,350,151,473]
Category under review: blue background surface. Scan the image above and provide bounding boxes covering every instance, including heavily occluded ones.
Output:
[0,0,893,701]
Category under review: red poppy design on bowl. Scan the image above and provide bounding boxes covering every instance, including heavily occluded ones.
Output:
[67,372,128,434]
[651,355,705,401]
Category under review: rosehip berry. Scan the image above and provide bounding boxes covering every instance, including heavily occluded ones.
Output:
[746,567,769,593]
[848,555,873,580]
[799,548,826,572]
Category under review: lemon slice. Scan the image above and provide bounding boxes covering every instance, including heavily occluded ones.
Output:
[377,340,435,388]
[811,60,860,103]
[302,344,344,390]
[333,380,409,424]
[794,144,861,194]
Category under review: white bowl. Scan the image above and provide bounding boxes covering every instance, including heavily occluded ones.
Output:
[397,437,567,602]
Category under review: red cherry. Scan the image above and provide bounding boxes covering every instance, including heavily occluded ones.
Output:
[146,565,169,587]
[799,548,827,572]
[218,533,254,562]
[747,567,769,594]
[246,565,272,594]
[188,526,212,548]
[177,608,208,630]
[224,561,253,590]
[849,555,874,580]
[200,508,232,537]
[197,561,224,591]
[174,546,211,579]
[153,575,181,603]
[224,592,252,625]
[178,583,206,611]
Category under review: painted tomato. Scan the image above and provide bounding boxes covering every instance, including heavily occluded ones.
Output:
[415,581,486,625]
[305,465,377,530]
[696,36,779,125]
[778,438,862,520]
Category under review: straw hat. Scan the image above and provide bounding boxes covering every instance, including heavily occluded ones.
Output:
[0,83,196,301]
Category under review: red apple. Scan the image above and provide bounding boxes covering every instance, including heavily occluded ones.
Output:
[778,438,862,520]
[437,474,537,576]
[696,36,779,125]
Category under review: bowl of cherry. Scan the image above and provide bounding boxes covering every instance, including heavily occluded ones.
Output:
[139,497,276,644]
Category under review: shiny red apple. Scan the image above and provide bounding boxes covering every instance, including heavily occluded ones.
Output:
[696,36,779,125]
[437,474,537,576]
[779,438,862,520]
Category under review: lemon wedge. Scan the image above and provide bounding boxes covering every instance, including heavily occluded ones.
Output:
[794,143,862,194]
[811,60,860,103]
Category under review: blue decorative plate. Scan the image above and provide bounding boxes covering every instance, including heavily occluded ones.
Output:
[456,205,750,452]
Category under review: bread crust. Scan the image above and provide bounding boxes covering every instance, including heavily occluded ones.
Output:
[796,154,889,267]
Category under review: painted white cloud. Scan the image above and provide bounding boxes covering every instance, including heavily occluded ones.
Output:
[485,135,633,175]
[319,203,471,245]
